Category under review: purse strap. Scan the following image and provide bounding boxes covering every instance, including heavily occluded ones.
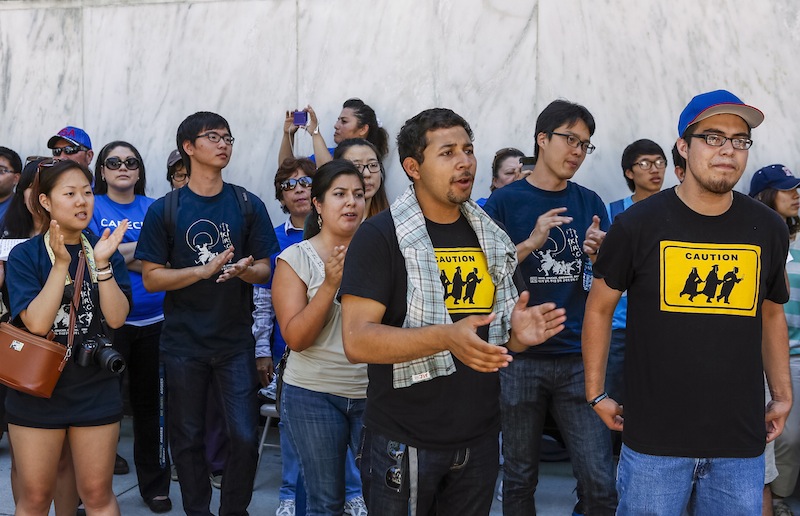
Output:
[59,251,86,372]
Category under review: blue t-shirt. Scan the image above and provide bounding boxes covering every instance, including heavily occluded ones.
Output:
[606,195,634,331]
[6,233,132,425]
[135,183,279,357]
[89,195,165,324]
[0,196,11,224]
[484,180,609,354]
[263,220,304,358]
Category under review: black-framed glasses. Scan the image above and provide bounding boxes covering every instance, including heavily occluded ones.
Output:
[353,161,381,175]
[550,132,596,154]
[0,167,16,175]
[52,145,87,157]
[103,157,140,170]
[632,158,667,171]
[197,131,235,146]
[385,440,406,493]
[690,133,753,150]
[279,176,312,191]
[171,172,188,182]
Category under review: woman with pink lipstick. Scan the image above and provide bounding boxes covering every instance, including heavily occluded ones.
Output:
[90,142,172,513]
[6,159,131,515]
[335,138,390,219]
[273,160,368,515]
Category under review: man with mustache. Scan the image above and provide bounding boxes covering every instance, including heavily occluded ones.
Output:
[340,108,567,515]
[484,99,616,515]
[583,90,791,514]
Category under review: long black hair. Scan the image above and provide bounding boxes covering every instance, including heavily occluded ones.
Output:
[334,138,389,218]
[93,141,147,195]
[342,98,389,158]
[1,158,43,238]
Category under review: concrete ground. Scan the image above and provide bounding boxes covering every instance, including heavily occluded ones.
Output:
[1,417,798,515]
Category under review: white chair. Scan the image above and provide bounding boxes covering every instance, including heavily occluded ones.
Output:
[257,403,281,470]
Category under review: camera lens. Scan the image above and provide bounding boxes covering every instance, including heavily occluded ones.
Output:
[96,347,127,375]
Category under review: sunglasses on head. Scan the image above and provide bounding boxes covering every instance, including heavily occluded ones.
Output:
[280,176,312,191]
[103,157,140,170]
[26,156,59,172]
[52,145,87,157]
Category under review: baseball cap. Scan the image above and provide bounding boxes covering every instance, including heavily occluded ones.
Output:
[749,164,800,197]
[677,90,764,137]
[47,126,92,150]
[167,149,182,169]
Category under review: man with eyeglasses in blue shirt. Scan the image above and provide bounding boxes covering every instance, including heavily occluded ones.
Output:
[583,90,792,514]
[604,139,667,414]
[47,126,94,168]
[484,99,616,516]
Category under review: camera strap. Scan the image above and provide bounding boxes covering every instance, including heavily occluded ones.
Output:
[60,251,86,372]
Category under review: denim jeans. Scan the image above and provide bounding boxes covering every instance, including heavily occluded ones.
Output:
[281,383,365,515]
[500,354,616,515]
[617,444,764,515]
[278,418,364,501]
[162,349,259,516]
[112,322,171,501]
[358,426,498,515]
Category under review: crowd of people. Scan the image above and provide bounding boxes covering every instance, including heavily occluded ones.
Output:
[0,89,797,516]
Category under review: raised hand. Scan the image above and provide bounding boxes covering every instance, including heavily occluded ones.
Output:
[305,105,320,135]
[216,253,255,283]
[525,207,573,252]
[509,291,566,348]
[323,245,347,288]
[446,313,513,373]
[583,215,606,258]
[93,220,129,266]
[284,110,300,136]
[48,220,71,266]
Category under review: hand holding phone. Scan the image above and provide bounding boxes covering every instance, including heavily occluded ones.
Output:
[293,110,308,127]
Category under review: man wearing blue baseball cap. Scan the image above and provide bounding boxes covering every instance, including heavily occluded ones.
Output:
[583,89,792,514]
[47,126,94,168]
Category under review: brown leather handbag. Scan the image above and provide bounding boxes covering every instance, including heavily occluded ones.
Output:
[0,251,85,398]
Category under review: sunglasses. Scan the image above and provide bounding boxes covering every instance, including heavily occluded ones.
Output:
[25,156,59,171]
[385,440,406,493]
[52,145,87,157]
[103,157,140,170]
[280,176,312,191]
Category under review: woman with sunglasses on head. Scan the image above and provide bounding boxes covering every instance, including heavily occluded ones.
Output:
[476,147,525,207]
[279,98,390,168]
[273,160,368,515]
[5,159,130,515]
[89,142,172,513]
[334,138,390,219]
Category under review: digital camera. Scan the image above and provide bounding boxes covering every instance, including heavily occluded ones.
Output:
[75,334,126,374]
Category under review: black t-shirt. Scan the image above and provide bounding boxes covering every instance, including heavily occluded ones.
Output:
[594,189,789,458]
[340,211,500,449]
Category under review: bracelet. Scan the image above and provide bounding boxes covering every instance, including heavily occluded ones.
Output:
[95,263,112,273]
[311,125,320,135]
[97,274,114,282]
[96,268,113,277]
[588,392,609,407]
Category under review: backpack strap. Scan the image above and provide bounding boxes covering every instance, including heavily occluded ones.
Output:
[164,189,180,263]
[230,184,254,246]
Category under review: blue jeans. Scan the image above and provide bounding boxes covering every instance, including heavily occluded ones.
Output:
[278,418,363,501]
[281,383,365,515]
[358,426,498,515]
[162,349,259,516]
[617,444,764,515]
[500,354,616,515]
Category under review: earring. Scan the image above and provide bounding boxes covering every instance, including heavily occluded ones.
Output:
[317,215,323,228]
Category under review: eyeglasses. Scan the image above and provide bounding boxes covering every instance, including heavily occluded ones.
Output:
[550,132,596,154]
[196,131,235,146]
[385,440,406,493]
[632,158,667,170]
[690,133,753,150]
[279,176,312,191]
[52,145,87,157]
[353,161,381,175]
[171,172,188,182]
[0,167,16,175]
[103,157,140,170]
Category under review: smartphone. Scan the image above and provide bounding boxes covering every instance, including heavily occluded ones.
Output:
[520,156,536,172]
[293,111,308,127]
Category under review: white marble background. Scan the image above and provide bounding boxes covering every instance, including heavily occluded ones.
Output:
[1,0,799,222]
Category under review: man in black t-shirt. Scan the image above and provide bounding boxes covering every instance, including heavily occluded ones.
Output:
[340,108,567,515]
[583,90,792,515]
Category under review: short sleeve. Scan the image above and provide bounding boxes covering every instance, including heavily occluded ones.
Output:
[593,218,633,293]
[245,195,280,261]
[7,238,45,319]
[134,197,168,265]
[339,215,397,308]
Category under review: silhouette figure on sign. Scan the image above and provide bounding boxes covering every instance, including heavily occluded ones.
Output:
[716,267,742,304]
[680,267,703,301]
[443,266,465,305]
[701,264,721,303]
[463,268,483,304]
[440,270,451,300]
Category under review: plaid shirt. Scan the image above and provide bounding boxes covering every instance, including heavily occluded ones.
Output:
[390,185,519,389]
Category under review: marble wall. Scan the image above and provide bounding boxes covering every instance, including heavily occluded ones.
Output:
[1,0,799,222]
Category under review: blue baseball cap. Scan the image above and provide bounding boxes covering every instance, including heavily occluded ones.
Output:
[47,126,92,150]
[677,90,764,137]
[749,164,800,197]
